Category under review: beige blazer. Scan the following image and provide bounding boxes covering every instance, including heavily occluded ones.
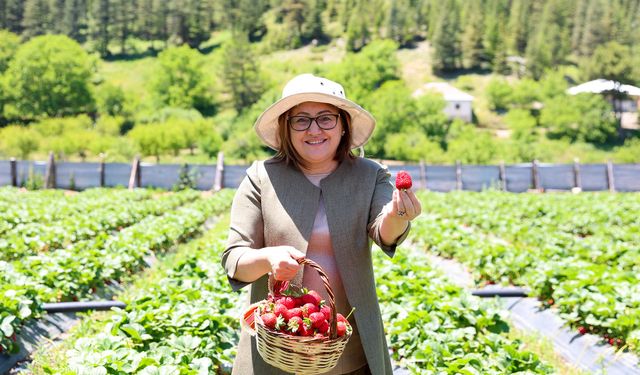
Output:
[222,157,410,375]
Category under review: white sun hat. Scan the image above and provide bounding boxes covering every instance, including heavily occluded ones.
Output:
[254,73,376,150]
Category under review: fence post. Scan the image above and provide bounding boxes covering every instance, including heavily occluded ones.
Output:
[10,158,17,187]
[455,160,462,191]
[99,154,106,187]
[606,159,615,193]
[213,151,224,191]
[128,156,141,190]
[573,158,582,192]
[419,159,427,190]
[531,159,540,191]
[499,161,507,191]
[44,152,56,189]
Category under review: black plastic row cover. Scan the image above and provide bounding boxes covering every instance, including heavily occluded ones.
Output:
[42,301,126,313]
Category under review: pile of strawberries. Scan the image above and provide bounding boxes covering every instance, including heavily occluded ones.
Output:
[257,288,352,339]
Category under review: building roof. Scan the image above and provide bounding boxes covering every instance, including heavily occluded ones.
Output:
[413,82,474,101]
[568,79,640,96]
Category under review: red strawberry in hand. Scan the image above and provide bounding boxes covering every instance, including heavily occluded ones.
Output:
[395,171,412,190]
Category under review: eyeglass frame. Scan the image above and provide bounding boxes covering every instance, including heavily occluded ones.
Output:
[287,113,341,131]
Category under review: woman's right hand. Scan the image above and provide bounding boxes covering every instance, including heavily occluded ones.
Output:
[265,246,304,281]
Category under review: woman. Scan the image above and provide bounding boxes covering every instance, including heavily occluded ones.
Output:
[222,74,421,375]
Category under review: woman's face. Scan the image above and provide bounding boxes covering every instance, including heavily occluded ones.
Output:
[288,102,343,173]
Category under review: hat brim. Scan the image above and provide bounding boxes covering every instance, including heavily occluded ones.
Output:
[254,92,376,150]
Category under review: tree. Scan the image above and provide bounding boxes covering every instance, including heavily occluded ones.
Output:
[128,123,170,162]
[461,0,484,69]
[578,0,612,57]
[151,45,214,112]
[0,30,20,73]
[445,121,499,164]
[345,7,369,51]
[506,0,532,55]
[4,35,96,119]
[63,0,88,42]
[327,39,399,104]
[431,0,461,72]
[302,0,325,42]
[580,41,636,84]
[525,0,573,79]
[21,0,49,38]
[485,77,513,111]
[90,0,111,56]
[540,93,617,143]
[221,34,266,113]
[0,126,41,159]
[386,0,412,47]
[0,0,25,33]
[95,83,128,117]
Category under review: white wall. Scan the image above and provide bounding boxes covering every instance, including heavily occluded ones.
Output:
[443,101,473,122]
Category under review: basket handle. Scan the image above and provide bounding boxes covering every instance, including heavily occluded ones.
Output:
[270,257,338,340]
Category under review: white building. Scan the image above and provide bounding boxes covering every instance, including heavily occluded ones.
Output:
[413,82,474,123]
[568,79,640,129]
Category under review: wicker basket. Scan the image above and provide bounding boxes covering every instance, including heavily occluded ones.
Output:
[254,258,351,374]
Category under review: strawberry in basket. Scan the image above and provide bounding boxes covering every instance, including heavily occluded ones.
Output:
[245,258,354,374]
[257,287,353,338]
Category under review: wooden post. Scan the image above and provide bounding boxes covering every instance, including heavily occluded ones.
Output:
[531,159,540,191]
[10,158,17,187]
[213,151,224,191]
[419,159,427,190]
[606,159,615,193]
[44,152,56,189]
[499,161,507,191]
[99,154,106,187]
[128,156,141,190]
[573,158,582,192]
[455,160,462,191]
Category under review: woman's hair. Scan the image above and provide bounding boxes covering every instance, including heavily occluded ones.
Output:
[274,104,356,171]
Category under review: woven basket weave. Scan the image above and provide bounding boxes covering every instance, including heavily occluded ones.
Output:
[254,258,351,374]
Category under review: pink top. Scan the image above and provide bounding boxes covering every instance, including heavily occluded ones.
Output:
[302,172,367,374]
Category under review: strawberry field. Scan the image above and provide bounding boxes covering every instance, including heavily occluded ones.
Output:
[412,191,640,356]
[1,187,637,373]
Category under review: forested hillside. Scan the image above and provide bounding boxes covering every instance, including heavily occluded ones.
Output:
[0,0,639,164]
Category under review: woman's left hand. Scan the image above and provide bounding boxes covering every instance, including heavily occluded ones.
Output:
[390,188,421,221]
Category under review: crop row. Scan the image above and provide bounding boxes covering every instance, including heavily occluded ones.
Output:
[28,210,241,374]
[0,189,201,261]
[374,247,553,374]
[412,191,640,354]
[0,188,153,235]
[0,189,234,355]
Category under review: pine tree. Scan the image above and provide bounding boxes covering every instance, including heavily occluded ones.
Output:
[431,0,461,72]
[152,0,169,45]
[2,0,25,34]
[579,0,611,57]
[387,0,412,46]
[50,0,66,34]
[525,0,573,79]
[460,0,484,69]
[346,7,369,51]
[506,0,532,55]
[135,0,155,41]
[22,0,50,38]
[222,33,265,113]
[63,0,89,42]
[0,1,5,30]
[570,0,588,53]
[90,0,111,56]
[302,0,325,43]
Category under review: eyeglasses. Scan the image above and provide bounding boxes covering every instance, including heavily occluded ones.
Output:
[288,114,340,131]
